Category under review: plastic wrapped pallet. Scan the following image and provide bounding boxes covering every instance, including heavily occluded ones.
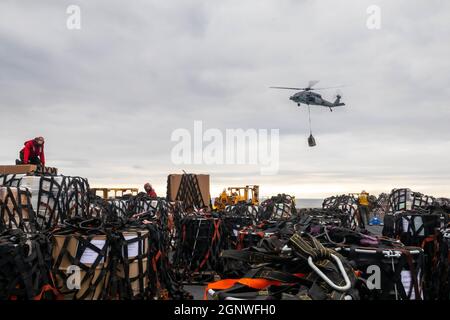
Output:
[0,174,25,187]
[19,175,89,230]
[0,186,35,233]
[387,189,434,214]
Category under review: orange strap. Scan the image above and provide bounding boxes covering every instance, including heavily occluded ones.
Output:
[195,219,221,272]
[421,235,435,248]
[204,273,305,300]
[33,284,63,300]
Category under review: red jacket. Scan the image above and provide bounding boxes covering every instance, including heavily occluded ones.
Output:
[147,189,157,198]
[21,140,45,165]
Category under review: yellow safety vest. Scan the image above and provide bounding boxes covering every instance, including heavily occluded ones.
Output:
[359,193,369,206]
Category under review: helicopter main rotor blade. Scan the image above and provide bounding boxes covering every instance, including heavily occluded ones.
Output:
[270,86,305,90]
[312,85,346,90]
[308,80,320,88]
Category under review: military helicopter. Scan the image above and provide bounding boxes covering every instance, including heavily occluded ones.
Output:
[271,80,345,112]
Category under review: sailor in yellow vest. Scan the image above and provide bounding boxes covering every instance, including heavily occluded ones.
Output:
[358,190,370,228]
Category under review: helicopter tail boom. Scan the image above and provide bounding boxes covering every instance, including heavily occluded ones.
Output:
[332,95,345,107]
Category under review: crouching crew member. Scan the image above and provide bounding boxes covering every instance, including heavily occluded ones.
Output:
[17,136,46,166]
[144,183,157,198]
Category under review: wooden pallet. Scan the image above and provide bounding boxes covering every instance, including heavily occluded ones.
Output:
[0,165,58,175]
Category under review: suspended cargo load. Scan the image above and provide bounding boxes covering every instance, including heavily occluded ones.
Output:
[308,134,316,147]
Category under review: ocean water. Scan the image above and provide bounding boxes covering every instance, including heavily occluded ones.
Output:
[213,198,324,209]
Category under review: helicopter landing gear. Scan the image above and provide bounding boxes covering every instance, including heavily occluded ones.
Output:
[329,107,333,112]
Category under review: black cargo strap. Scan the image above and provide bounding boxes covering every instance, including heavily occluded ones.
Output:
[0,230,57,300]
[0,187,36,233]
[221,249,289,264]
[289,233,332,262]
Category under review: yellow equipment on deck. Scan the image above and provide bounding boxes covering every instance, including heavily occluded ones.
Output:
[213,185,259,211]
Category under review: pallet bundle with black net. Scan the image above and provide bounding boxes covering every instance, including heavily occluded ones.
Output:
[1,174,91,232]
[303,222,426,300]
[50,216,189,300]
[172,211,225,284]
[386,188,434,215]
[0,229,60,300]
[0,174,24,187]
[0,186,36,233]
[235,220,293,250]
[322,194,360,230]
[221,202,258,249]
[371,192,389,221]
[257,194,296,222]
[127,194,172,253]
[167,173,211,211]
[1,174,63,300]
[297,208,352,228]
[437,226,450,300]
[381,188,450,299]
[88,193,129,222]
[88,193,112,219]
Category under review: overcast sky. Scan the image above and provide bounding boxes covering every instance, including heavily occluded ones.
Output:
[1,0,449,198]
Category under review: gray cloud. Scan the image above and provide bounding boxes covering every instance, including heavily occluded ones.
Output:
[1,0,449,197]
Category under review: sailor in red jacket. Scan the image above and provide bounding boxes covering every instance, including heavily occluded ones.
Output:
[144,183,157,198]
[17,137,46,166]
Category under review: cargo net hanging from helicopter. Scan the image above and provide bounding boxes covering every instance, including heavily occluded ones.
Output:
[270,80,345,147]
[307,105,316,147]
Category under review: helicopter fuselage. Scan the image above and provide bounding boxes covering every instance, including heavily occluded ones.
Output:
[289,90,344,108]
